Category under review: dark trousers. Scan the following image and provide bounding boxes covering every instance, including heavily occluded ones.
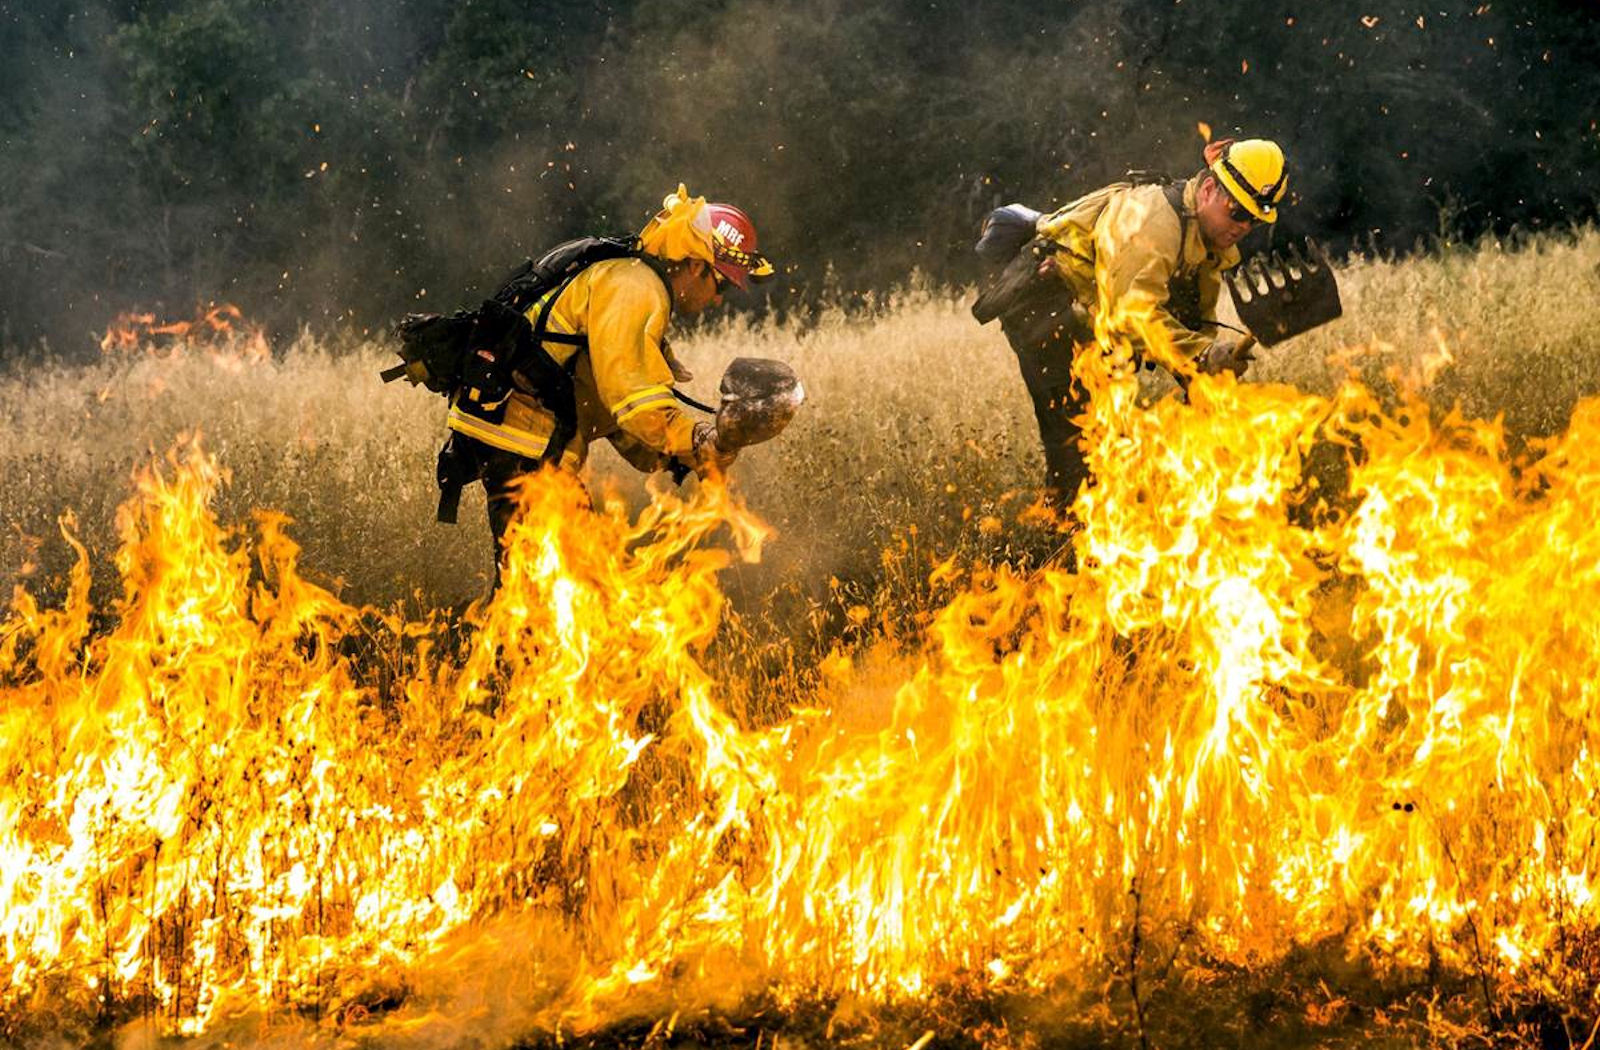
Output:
[439,433,555,593]
[999,282,1094,508]
[481,445,542,553]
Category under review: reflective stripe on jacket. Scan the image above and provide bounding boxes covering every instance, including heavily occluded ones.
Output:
[445,257,698,470]
[1036,175,1240,360]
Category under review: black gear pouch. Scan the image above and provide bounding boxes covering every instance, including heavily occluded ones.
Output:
[973,238,1058,325]
[435,433,485,524]
[454,299,531,412]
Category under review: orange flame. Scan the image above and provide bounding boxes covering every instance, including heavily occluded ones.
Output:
[4,274,1599,1040]
[99,303,271,370]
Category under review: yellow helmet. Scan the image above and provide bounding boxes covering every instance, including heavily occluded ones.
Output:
[1209,139,1288,224]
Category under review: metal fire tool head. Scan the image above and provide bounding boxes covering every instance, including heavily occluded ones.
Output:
[715,357,806,448]
[1223,238,1343,347]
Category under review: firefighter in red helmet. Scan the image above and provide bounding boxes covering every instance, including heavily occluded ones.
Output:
[438,184,776,558]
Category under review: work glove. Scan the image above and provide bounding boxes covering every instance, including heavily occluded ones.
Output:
[1200,338,1255,377]
[691,421,739,475]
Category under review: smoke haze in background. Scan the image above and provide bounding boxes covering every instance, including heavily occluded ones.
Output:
[2,0,1596,358]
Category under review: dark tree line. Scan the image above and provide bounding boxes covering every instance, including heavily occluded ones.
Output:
[2,0,1597,357]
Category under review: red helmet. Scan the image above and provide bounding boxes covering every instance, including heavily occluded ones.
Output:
[705,203,775,289]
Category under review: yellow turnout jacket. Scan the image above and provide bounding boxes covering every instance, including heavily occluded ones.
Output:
[446,257,699,472]
[1036,175,1240,359]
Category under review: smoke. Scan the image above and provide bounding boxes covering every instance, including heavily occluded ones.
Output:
[1,0,1596,358]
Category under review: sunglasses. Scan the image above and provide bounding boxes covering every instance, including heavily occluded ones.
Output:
[1226,200,1260,226]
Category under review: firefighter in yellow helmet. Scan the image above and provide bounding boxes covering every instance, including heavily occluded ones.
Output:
[976,137,1287,508]
[440,185,775,557]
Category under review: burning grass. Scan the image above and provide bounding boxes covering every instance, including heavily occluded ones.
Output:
[3,229,1600,1048]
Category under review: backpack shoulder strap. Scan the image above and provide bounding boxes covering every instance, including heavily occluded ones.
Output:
[1161,181,1193,263]
[525,243,674,359]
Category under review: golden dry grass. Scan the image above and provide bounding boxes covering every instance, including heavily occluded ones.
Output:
[2,228,1598,620]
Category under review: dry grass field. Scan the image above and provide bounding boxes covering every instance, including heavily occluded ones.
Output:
[5,228,1598,621]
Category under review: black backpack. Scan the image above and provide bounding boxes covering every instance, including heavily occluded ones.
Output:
[382,235,656,395]
[382,236,671,521]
